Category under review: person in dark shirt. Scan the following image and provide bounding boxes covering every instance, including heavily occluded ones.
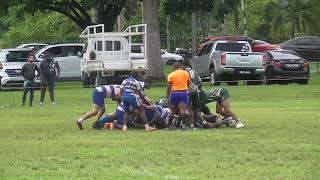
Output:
[21,54,40,106]
[39,52,60,106]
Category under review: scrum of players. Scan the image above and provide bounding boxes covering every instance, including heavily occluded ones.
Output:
[76,61,245,131]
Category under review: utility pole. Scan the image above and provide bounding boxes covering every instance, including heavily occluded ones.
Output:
[241,0,247,36]
[192,12,197,56]
[166,15,171,52]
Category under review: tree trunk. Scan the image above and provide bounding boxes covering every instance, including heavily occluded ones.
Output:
[234,4,240,35]
[143,0,163,79]
[222,15,228,34]
[117,8,125,32]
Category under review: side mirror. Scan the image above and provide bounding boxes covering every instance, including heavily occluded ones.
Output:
[161,51,165,55]
[39,54,44,59]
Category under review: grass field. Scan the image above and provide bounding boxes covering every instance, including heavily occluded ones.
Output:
[0,70,320,179]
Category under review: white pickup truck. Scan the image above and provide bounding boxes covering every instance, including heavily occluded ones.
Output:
[80,24,148,86]
[192,41,266,85]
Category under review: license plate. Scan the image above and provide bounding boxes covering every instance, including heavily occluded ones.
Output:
[285,64,299,68]
[11,77,24,81]
[239,71,251,74]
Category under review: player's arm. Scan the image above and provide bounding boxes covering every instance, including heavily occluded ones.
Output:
[38,62,46,83]
[21,64,26,78]
[55,61,61,78]
[143,103,156,112]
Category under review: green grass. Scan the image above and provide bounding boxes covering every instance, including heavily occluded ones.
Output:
[0,71,320,179]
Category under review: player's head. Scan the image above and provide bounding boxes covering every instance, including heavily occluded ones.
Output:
[43,51,53,61]
[182,60,192,69]
[172,62,181,70]
[27,53,34,63]
[114,86,122,98]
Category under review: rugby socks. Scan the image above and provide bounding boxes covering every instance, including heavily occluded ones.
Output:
[78,118,84,124]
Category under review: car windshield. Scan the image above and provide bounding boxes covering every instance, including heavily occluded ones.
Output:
[34,46,47,54]
[269,52,300,59]
[1,50,31,62]
[215,43,250,52]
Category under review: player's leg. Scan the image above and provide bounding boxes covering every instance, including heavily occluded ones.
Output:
[216,102,229,117]
[76,89,104,130]
[178,92,191,129]
[48,82,55,105]
[29,80,35,106]
[77,106,100,130]
[22,80,29,106]
[221,98,239,122]
[39,82,47,105]
[221,99,244,128]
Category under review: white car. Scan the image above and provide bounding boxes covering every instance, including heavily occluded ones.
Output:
[17,43,48,51]
[0,48,40,90]
[131,44,183,66]
[35,43,84,79]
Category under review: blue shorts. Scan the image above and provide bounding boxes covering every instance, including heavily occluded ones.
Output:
[169,91,189,106]
[93,89,105,107]
[122,92,140,113]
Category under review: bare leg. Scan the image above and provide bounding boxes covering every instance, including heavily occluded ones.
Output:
[122,112,129,130]
[178,103,190,126]
[95,107,105,121]
[216,103,229,117]
[221,99,239,123]
[81,107,99,122]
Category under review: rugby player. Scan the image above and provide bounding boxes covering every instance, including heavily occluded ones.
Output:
[76,84,122,130]
[181,61,207,128]
[167,62,191,129]
[199,88,245,128]
[121,70,156,131]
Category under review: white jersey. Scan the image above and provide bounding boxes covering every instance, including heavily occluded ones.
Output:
[95,85,121,98]
[121,76,143,94]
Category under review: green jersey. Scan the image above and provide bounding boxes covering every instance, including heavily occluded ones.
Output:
[185,68,201,92]
[199,88,230,106]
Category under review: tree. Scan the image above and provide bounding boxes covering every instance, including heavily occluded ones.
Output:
[2,11,81,47]
[143,0,163,79]
[0,0,127,31]
[267,0,319,41]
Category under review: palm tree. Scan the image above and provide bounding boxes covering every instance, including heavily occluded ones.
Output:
[268,0,319,41]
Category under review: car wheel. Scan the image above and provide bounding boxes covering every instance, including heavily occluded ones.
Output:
[209,67,220,86]
[81,73,90,88]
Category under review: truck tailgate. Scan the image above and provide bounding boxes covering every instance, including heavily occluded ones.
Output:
[225,52,264,67]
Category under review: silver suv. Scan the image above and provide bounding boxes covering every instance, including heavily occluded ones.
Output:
[0,48,40,90]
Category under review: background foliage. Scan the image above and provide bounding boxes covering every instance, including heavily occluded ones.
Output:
[0,0,319,49]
